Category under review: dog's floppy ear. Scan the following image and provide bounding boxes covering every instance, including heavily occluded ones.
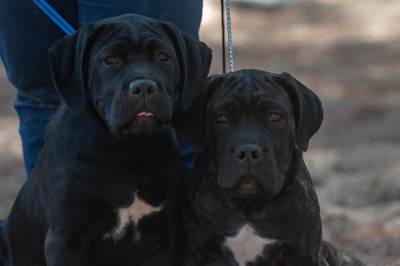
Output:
[48,25,96,113]
[202,74,226,151]
[273,72,323,151]
[162,23,212,111]
[172,74,224,151]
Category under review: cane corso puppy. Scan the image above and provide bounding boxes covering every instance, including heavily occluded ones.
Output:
[0,14,211,266]
[181,69,363,266]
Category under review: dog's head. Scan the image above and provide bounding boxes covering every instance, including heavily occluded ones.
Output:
[49,14,211,138]
[201,69,323,201]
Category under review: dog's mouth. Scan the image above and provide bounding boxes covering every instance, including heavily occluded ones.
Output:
[232,175,263,198]
[136,111,155,118]
[118,110,159,135]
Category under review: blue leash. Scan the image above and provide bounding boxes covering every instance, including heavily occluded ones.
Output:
[33,0,76,36]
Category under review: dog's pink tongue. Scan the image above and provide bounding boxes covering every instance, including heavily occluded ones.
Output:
[137,111,155,117]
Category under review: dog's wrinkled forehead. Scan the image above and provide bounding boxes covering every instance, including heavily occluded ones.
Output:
[89,15,173,51]
[209,70,291,111]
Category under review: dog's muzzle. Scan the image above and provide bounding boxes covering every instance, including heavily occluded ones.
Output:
[217,144,266,197]
[106,78,171,137]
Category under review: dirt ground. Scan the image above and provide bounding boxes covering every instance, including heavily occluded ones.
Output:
[0,0,399,265]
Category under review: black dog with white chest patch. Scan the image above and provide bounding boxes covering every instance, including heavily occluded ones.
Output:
[181,69,363,266]
[0,14,211,266]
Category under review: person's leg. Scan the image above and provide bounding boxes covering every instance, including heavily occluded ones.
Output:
[78,0,203,37]
[0,0,78,175]
[78,0,204,168]
[13,96,58,174]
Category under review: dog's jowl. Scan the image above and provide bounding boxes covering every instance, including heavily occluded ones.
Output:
[0,14,211,266]
[181,69,363,266]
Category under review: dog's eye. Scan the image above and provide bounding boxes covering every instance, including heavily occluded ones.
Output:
[103,55,121,66]
[267,112,283,123]
[155,51,171,62]
[215,115,229,124]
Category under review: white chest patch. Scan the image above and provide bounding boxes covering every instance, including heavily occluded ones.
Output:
[105,193,163,241]
[224,224,276,266]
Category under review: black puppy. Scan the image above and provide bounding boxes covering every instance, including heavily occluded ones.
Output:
[181,69,363,266]
[0,14,211,266]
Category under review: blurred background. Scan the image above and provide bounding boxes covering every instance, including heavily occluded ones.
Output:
[0,0,399,264]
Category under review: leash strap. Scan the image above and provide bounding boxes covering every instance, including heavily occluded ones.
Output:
[220,0,227,74]
[226,0,235,72]
[220,0,235,73]
[33,0,76,36]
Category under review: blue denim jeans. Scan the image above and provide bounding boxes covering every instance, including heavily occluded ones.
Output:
[0,0,202,175]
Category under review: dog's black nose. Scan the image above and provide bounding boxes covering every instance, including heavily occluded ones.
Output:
[234,144,263,165]
[129,79,158,96]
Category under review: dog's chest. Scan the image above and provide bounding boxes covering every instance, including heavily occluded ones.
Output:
[224,224,276,266]
[105,192,163,241]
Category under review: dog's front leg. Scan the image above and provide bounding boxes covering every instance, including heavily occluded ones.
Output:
[44,185,98,266]
[45,228,88,266]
